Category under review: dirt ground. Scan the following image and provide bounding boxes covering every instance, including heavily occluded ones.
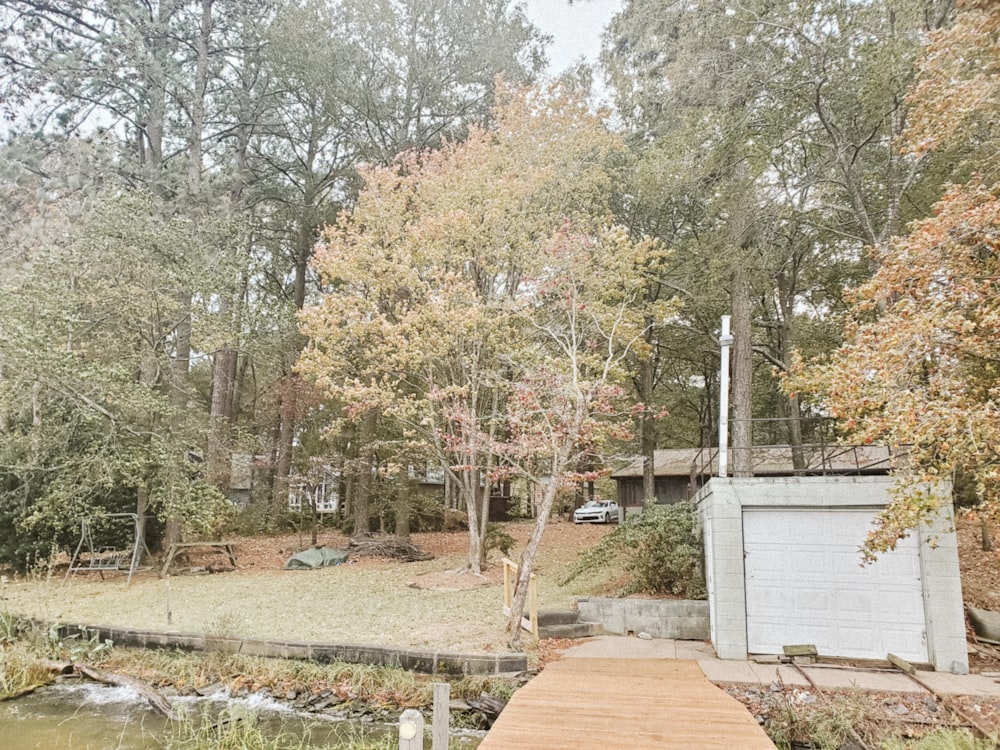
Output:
[956,516,1000,672]
[224,519,612,590]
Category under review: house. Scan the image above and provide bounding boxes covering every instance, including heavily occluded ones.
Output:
[611,444,898,507]
[286,463,514,521]
[288,464,448,515]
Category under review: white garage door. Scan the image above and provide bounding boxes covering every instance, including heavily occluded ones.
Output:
[743,508,928,662]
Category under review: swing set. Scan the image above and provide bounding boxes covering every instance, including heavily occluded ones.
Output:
[64,513,151,585]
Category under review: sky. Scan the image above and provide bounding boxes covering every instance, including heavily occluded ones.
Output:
[521,0,623,77]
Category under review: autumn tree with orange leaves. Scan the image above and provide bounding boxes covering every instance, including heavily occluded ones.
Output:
[789,0,1000,557]
[299,84,669,623]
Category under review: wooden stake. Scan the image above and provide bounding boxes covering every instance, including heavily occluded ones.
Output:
[432,682,450,750]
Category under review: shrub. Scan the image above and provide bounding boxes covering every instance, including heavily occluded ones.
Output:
[561,500,706,598]
[484,523,515,559]
[765,690,866,750]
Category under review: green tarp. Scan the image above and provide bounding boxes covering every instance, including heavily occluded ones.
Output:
[284,546,349,570]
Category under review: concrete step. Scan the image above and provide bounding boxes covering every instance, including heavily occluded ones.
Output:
[538,621,605,640]
[536,608,583,626]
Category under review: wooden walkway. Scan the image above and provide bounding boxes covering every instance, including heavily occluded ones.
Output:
[478,658,776,749]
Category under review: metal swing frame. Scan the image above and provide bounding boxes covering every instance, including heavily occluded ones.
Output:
[64,513,150,586]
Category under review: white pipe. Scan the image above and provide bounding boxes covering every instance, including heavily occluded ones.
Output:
[718,315,733,478]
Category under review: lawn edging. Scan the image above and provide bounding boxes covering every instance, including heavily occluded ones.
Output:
[33,618,528,676]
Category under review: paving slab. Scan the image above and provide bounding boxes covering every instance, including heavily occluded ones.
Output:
[558,636,1000,698]
[799,666,919,693]
[917,671,1000,697]
[698,659,810,688]
[560,634,685,659]
[675,640,717,660]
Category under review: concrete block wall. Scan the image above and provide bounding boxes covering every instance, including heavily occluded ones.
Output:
[696,476,969,673]
[696,480,748,659]
[918,497,970,673]
[576,598,709,640]
[44,621,527,676]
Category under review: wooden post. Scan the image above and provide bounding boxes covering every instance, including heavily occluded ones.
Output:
[399,707,424,750]
[432,682,450,750]
[528,574,539,637]
[503,558,513,612]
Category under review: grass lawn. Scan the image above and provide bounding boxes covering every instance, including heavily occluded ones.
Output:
[0,519,620,654]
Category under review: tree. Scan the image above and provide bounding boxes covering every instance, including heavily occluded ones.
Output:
[602,0,954,461]
[0,187,233,567]
[787,0,1000,557]
[298,83,655,580]
[0,0,548,535]
[499,224,663,643]
[0,0,268,506]
[253,0,546,512]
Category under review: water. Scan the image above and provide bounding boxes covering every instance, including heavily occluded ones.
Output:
[0,683,169,749]
[0,682,485,749]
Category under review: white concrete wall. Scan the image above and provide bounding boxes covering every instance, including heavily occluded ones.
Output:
[695,476,968,673]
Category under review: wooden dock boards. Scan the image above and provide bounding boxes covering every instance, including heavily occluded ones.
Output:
[479,658,776,750]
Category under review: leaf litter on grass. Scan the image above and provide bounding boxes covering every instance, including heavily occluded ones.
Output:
[2,520,616,654]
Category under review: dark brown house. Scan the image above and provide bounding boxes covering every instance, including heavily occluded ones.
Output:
[611,445,897,507]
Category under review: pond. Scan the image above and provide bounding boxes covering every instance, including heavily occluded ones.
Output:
[1,681,485,749]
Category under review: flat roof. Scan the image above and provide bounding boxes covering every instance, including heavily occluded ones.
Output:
[611,445,899,479]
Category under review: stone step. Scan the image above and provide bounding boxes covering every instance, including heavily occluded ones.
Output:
[536,608,583,626]
[538,621,605,640]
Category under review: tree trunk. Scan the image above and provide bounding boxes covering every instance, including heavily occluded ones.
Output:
[271,363,297,513]
[731,268,754,477]
[350,413,378,536]
[135,485,150,564]
[776,270,805,470]
[394,468,412,541]
[208,348,237,489]
[340,422,357,525]
[507,447,573,647]
[168,314,193,549]
[477,479,492,570]
[639,339,656,501]
[187,0,212,196]
[208,108,252,491]
[171,0,211,409]
[271,204,317,514]
[76,663,176,720]
[139,0,173,191]
[462,469,485,575]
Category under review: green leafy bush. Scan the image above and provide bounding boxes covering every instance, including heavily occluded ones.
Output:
[485,523,515,559]
[561,500,706,598]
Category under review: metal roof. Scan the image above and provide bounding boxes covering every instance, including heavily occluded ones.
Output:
[611,445,899,479]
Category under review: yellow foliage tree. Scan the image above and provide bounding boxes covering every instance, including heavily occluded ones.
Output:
[788,0,1000,557]
[298,83,668,604]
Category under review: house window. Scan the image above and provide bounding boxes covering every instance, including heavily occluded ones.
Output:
[289,471,340,513]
